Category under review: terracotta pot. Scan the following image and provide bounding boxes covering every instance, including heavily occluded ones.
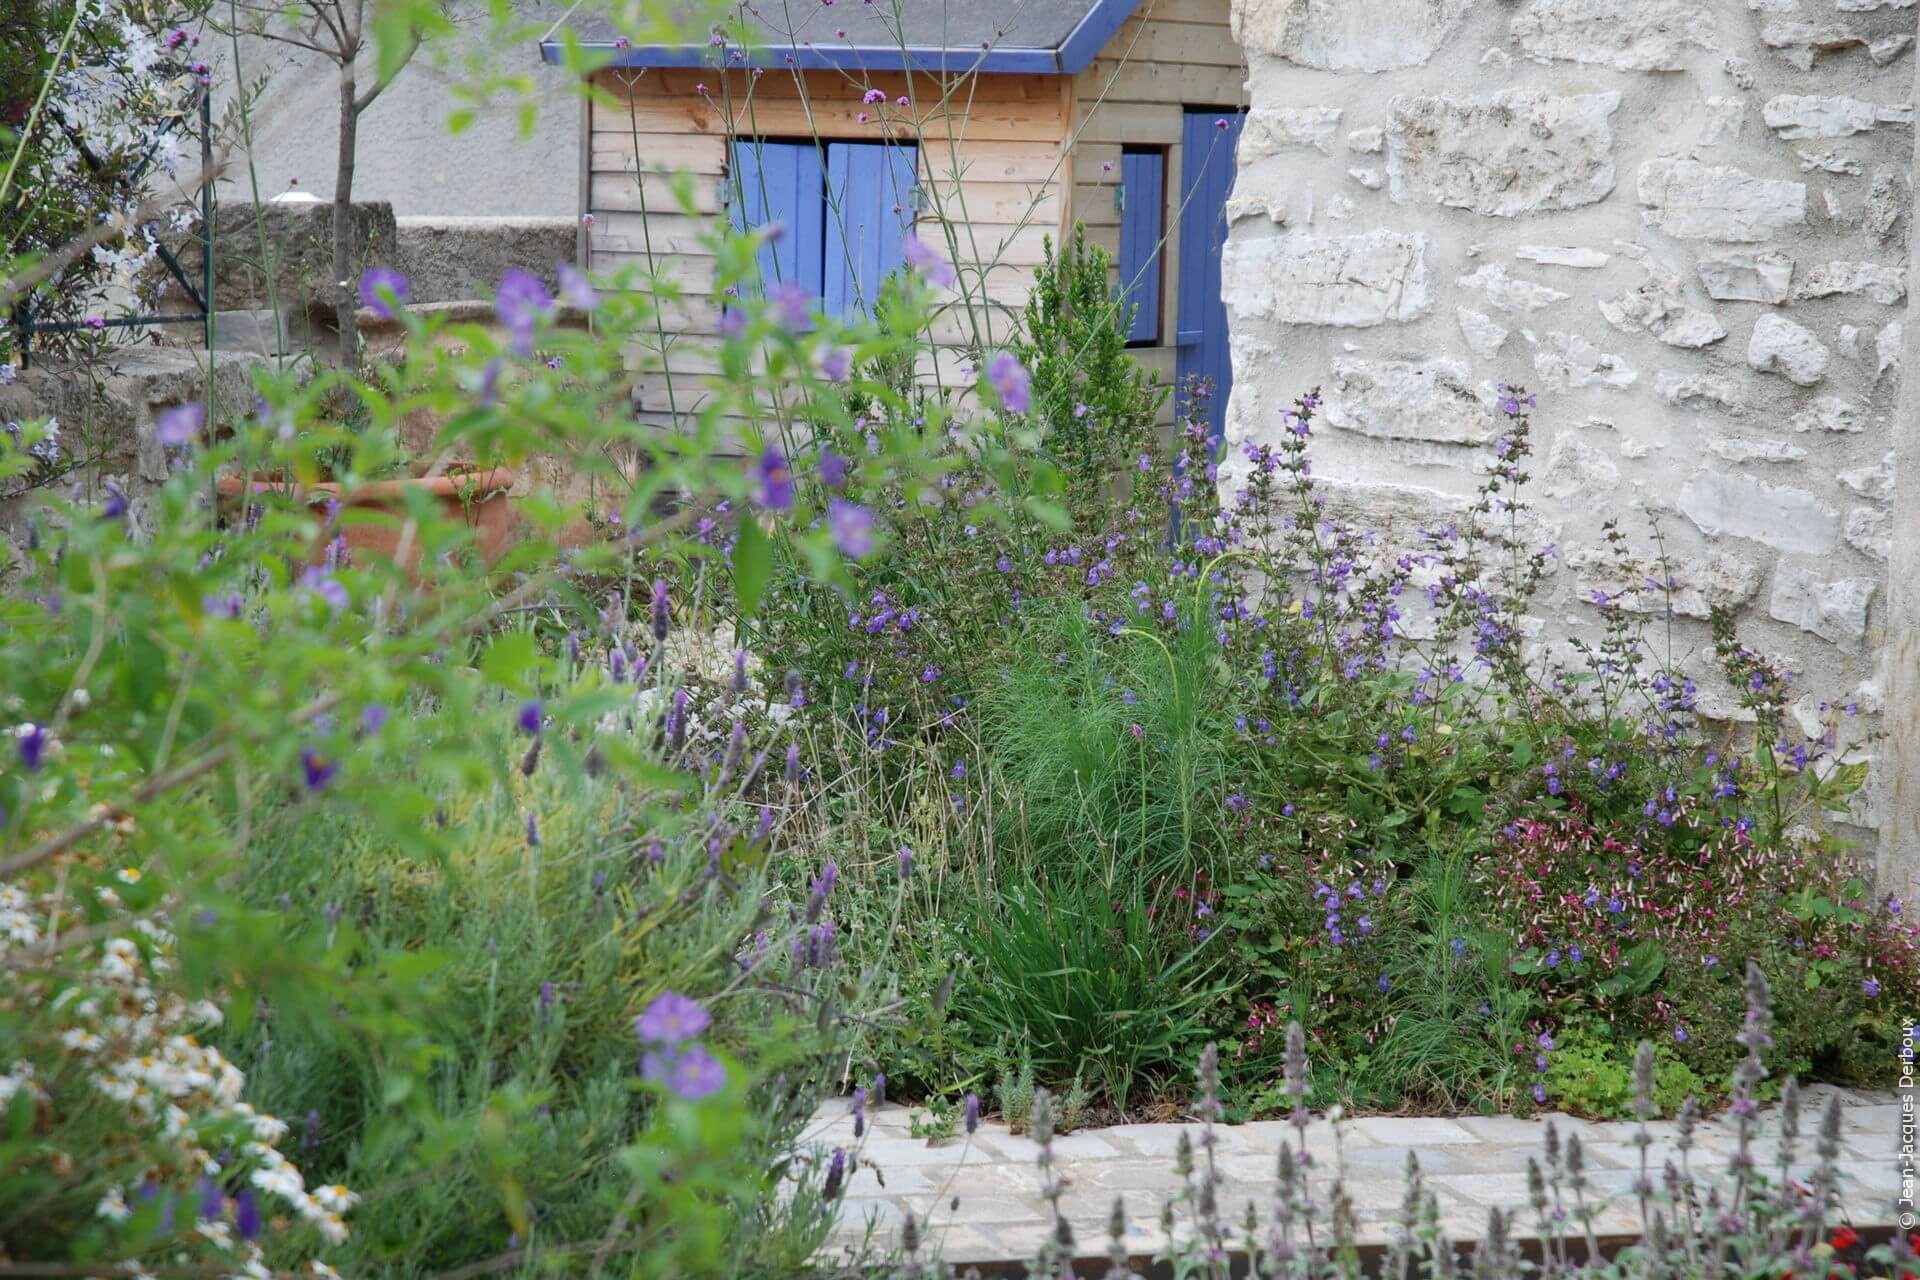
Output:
[215,467,519,567]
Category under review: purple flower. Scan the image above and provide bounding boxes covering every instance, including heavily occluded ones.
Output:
[557,262,598,311]
[828,498,875,558]
[636,991,712,1045]
[986,351,1031,414]
[770,282,814,330]
[897,844,913,879]
[1377,973,1391,992]
[641,1043,728,1100]
[234,1188,261,1240]
[1450,937,1467,958]
[16,722,48,772]
[298,569,350,615]
[755,446,794,511]
[497,269,555,356]
[902,234,956,288]
[1862,977,1881,997]
[358,266,409,319]
[816,448,848,489]
[819,347,852,383]
[525,810,540,847]
[518,699,544,735]
[964,1092,980,1134]
[1532,1083,1548,1104]
[154,402,204,448]
[651,579,671,643]
[100,480,129,520]
[1674,1023,1689,1043]
[300,749,337,792]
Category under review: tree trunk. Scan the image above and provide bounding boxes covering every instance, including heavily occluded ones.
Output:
[332,65,358,373]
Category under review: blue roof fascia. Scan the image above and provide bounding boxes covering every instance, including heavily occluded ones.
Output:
[1055,0,1143,73]
[539,39,1066,74]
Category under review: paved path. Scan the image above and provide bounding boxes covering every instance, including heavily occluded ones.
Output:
[806,1089,1903,1267]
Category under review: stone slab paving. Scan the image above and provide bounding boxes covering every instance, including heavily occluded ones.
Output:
[806,1087,1903,1268]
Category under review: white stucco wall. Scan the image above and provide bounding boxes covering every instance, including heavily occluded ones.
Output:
[1223,0,1915,841]
[208,7,578,217]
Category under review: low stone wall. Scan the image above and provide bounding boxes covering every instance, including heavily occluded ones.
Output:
[1221,0,1917,845]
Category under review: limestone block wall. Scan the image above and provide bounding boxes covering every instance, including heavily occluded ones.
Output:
[1222,0,1917,830]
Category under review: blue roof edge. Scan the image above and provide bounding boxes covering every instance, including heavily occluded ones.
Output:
[1056,0,1141,73]
[537,0,1145,75]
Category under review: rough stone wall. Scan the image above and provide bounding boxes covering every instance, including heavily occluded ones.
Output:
[1223,0,1916,834]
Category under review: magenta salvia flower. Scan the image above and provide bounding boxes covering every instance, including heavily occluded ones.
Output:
[496,269,555,356]
[756,445,795,511]
[828,498,875,557]
[557,262,598,310]
[358,266,409,319]
[986,351,1031,414]
[901,233,956,288]
[154,402,204,448]
[636,990,712,1045]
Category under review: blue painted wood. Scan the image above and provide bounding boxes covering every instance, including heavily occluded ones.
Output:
[729,139,826,297]
[1174,110,1244,450]
[1117,150,1164,344]
[825,142,919,318]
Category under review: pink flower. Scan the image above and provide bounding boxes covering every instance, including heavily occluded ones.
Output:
[862,88,885,104]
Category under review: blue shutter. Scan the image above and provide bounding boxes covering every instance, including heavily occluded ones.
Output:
[1117,150,1165,344]
[1174,110,1244,450]
[729,139,826,297]
[825,142,919,318]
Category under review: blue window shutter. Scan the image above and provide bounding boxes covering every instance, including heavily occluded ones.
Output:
[729,139,826,297]
[1117,150,1164,343]
[825,142,919,318]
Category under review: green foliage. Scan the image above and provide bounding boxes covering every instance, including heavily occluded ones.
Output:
[1543,1022,1707,1120]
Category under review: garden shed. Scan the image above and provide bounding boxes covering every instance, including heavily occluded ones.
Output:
[541,0,1248,437]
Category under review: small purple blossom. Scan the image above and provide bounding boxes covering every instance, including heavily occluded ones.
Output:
[496,269,555,356]
[986,351,1031,414]
[557,262,598,311]
[300,749,337,792]
[902,233,956,288]
[154,402,204,448]
[828,498,874,557]
[756,446,795,511]
[358,266,409,319]
[636,991,712,1045]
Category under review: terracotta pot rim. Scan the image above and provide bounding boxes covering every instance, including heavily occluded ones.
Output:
[216,467,515,505]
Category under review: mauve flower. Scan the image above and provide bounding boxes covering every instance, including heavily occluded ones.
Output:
[496,269,555,356]
[770,282,814,330]
[358,266,409,319]
[902,234,956,288]
[819,347,852,383]
[651,579,671,642]
[557,262,598,310]
[964,1092,980,1134]
[1532,1083,1548,1104]
[518,699,543,735]
[897,845,913,879]
[100,480,129,520]
[300,748,337,792]
[1863,977,1881,997]
[154,402,204,448]
[818,448,847,489]
[636,991,712,1045]
[642,1044,727,1099]
[756,446,794,511]
[986,351,1031,414]
[828,498,874,557]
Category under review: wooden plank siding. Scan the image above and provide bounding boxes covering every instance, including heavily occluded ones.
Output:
[580,0,1244,434]
[1065,0,1245,425]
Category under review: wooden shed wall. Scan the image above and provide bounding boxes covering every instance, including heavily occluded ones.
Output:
[585,67,1070,421]
[1065,0,1246,423]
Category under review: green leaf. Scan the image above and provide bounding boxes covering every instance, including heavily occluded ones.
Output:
[734,517,771,618]
[479,631,541,692]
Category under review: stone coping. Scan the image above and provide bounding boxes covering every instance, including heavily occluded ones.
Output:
[805,1089,1903,1268]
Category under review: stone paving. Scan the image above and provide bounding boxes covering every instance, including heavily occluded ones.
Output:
[806,1088,1904,1267]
